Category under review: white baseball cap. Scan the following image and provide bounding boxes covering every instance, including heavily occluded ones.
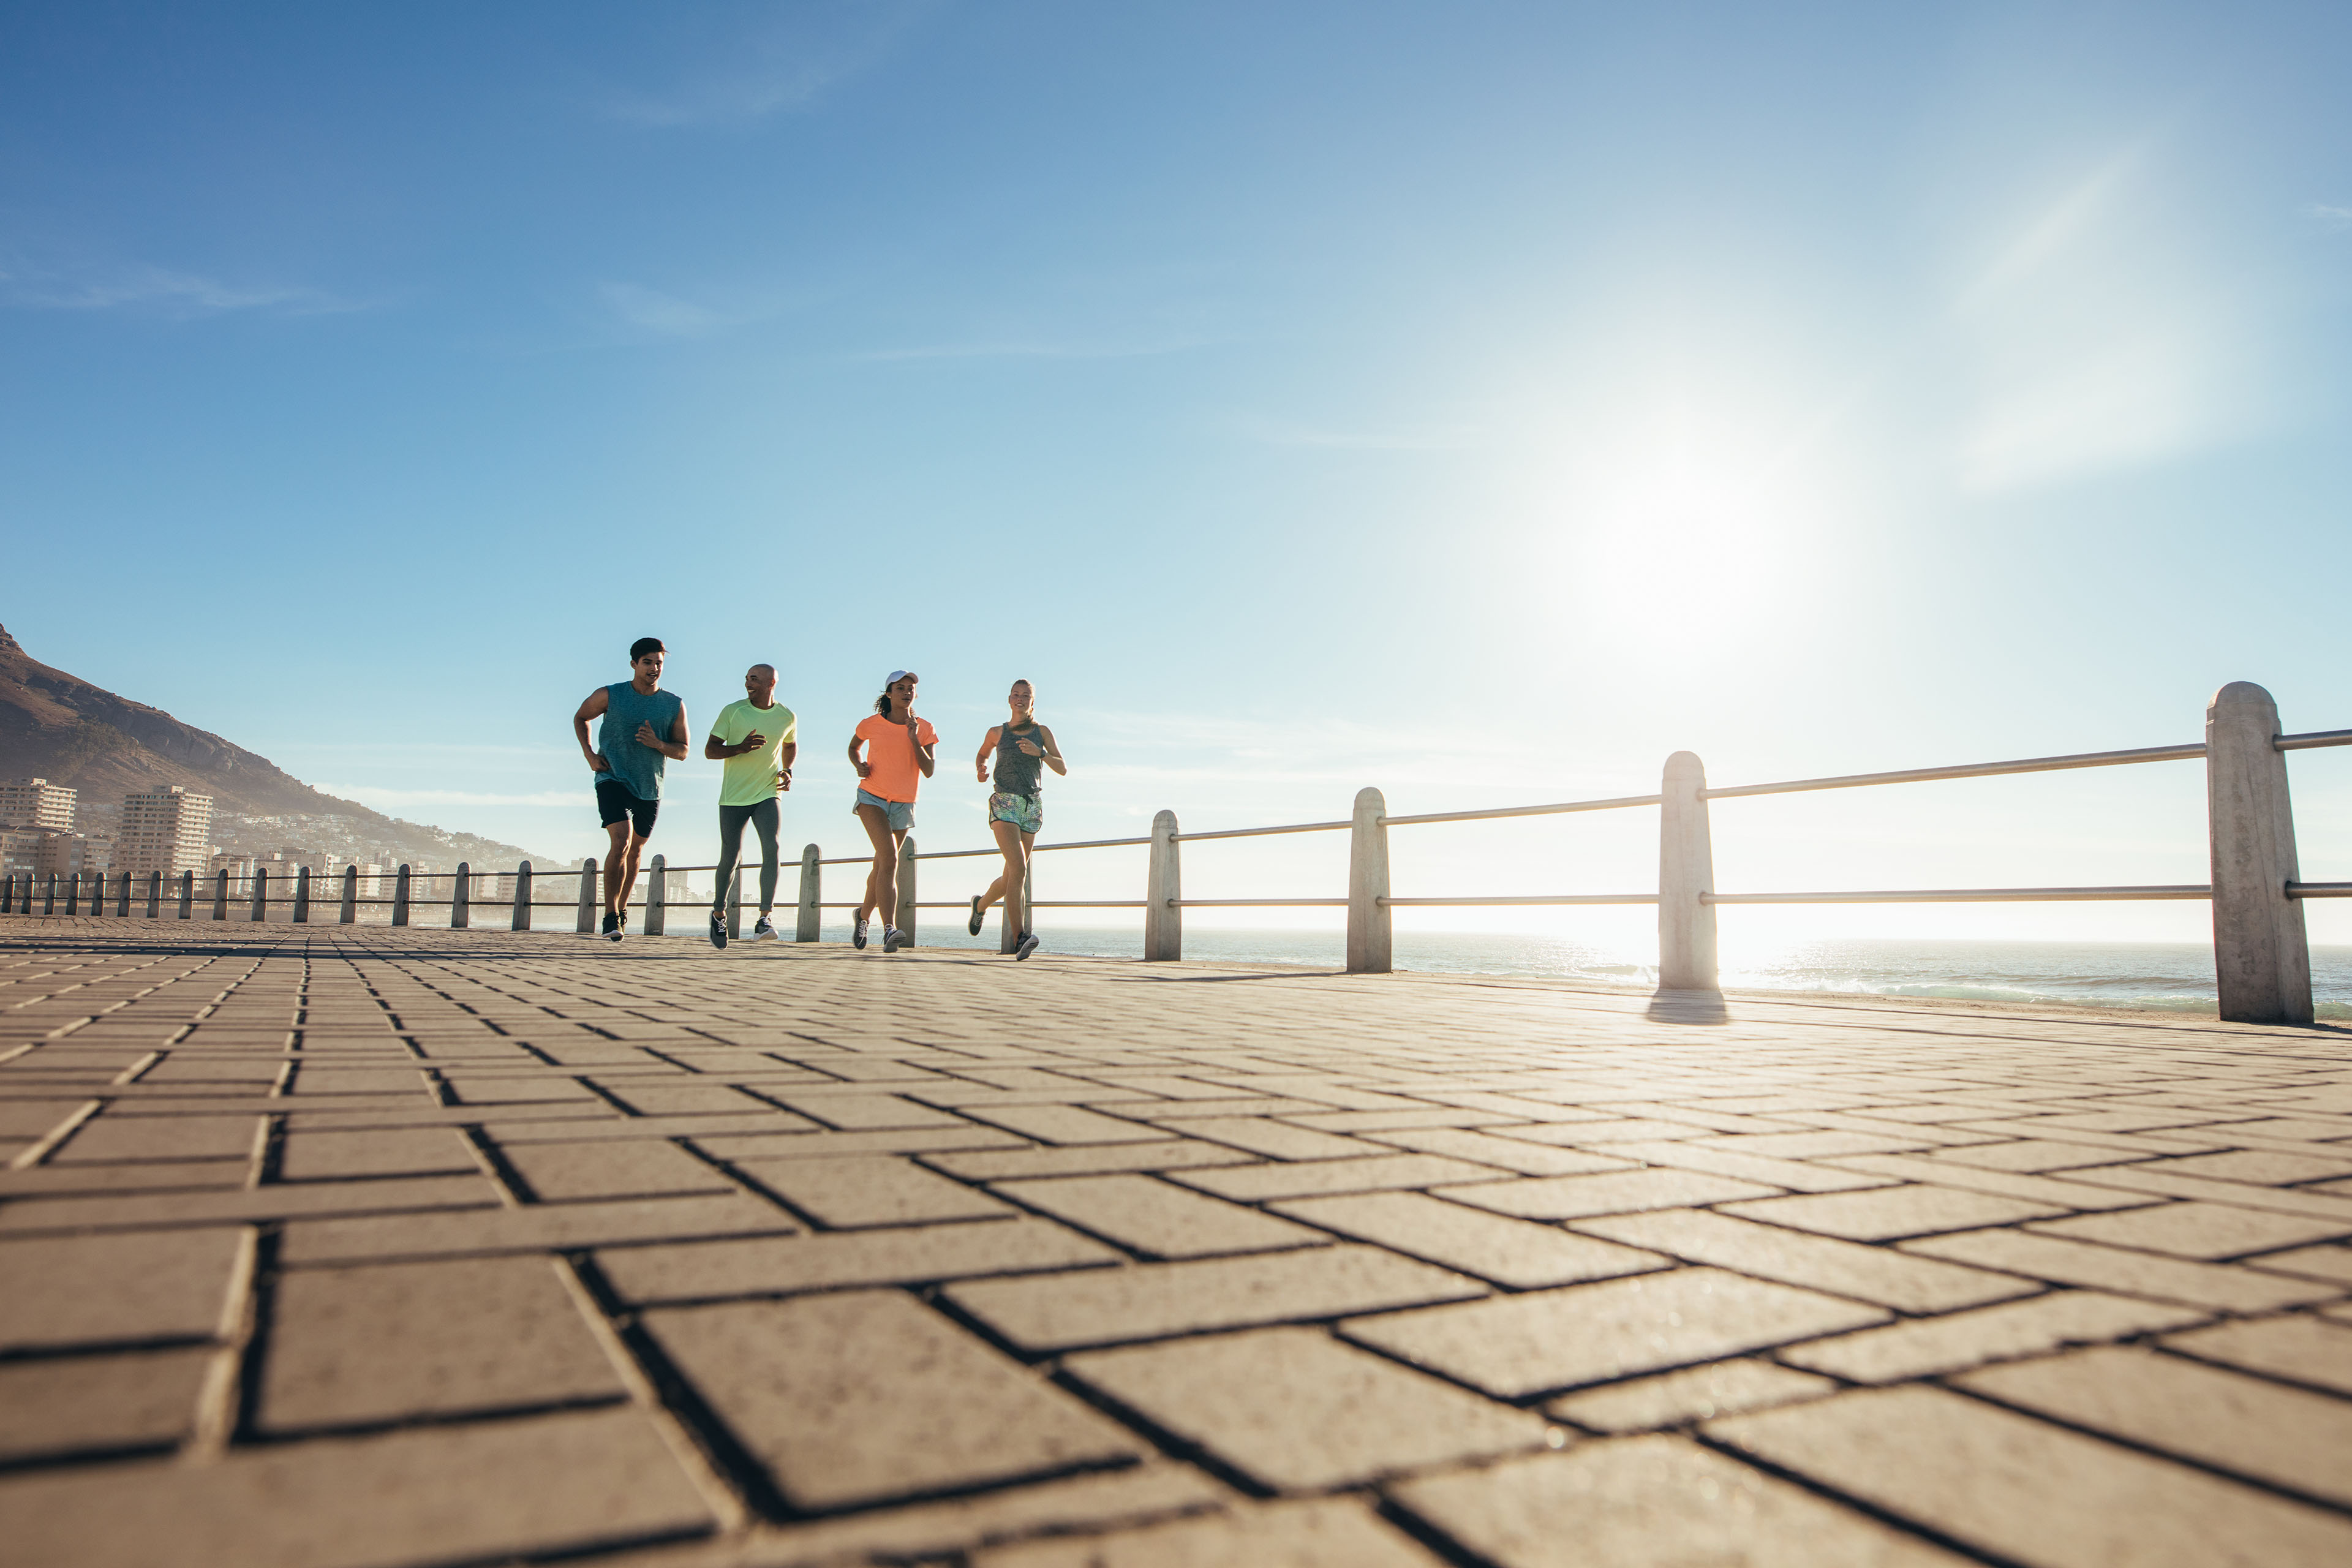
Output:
[886,669,917,685]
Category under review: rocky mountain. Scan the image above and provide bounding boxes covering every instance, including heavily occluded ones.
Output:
[0,622,551,869]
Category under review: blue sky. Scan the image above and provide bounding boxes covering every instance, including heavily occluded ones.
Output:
[4,1,2348,951]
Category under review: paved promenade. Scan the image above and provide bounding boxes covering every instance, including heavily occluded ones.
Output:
[3,917,2351,1567]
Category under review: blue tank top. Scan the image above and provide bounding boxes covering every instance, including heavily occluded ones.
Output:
[595,682,683,799]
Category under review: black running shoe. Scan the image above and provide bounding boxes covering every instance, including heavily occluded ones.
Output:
[603,912,622,942]
[853,916,869,949]
[1014,931,1039,962]
[709,911,727,950]
[883,925,907,953]
[968,895,985,937]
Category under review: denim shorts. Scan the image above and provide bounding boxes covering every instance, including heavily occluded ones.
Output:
[853,790,913,832]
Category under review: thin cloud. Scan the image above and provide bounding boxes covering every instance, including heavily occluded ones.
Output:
[1228,416,1485,452]
[853,337,1206,363]
[0,260,361,317]
[598,281,737,337]
[600,3,927,128]
[2304,202,2352,233]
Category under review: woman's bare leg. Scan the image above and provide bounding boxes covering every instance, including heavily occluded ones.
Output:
[988,818,1027,933]
[855,805,899,928]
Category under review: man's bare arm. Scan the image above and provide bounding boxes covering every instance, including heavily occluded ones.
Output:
[574,688,610,772]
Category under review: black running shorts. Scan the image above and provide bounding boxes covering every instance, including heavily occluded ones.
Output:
[595,780,659,837]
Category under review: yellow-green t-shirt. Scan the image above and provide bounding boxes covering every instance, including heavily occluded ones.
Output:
[711,699,797,807]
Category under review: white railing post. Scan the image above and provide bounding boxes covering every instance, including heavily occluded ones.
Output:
[145,871,160,919]
[1145,810,1182,960]
[178,870,194,920]
[797,845,821,941]
[251,867,268,923]
[341,865,357,924]
[211,869,228,921]
[451,862,470,929]
[293,866,311,924]
[511,861,532,930]
[391,865,411,927]
[115,871,130,917]
[645,854,665,936]
[1658,750,1719,992]
[2207,682,2313,1024]
[67,872,81,916]
[575,858,597,933]
[44,872,57,915]
[896,837,917,948]
[1346,788,1391,974]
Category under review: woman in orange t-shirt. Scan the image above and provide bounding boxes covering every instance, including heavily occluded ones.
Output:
[845,669,937,952]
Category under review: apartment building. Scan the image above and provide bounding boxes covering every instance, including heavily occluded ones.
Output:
[0,778,77,832]
[116,786,214,879]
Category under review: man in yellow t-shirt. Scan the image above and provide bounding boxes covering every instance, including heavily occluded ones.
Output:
[701,663,797,948]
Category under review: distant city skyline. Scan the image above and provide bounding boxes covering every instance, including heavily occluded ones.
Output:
[4,2,2348,956]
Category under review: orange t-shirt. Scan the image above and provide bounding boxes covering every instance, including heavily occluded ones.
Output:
[854,713,937,803]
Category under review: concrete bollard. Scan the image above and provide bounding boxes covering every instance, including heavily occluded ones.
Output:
[896,837,917,947]
[341,865,357,924]
[293,867,311,924]
[66,873,80,917]
[797,845,821,941]
[116,871,131,917]
[45,873,58,916]
[1145,810,1182,961]
[1657,751,1719,993]
[212,870,228,921]
[2207,682,2313,1024]
[2,872,12,914]
[178,870,194,920]
[392,865,411,927]
[512,861,532,931]
[646,855,665,936]
[145,872,161,919]
[452,862,470,929]
[1346,788,1391,974]
[575,859,597,934]
[252,867,268,924]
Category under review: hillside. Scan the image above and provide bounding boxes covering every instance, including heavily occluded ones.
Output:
[0,622,552,869]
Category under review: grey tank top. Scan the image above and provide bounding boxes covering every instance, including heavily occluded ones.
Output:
[993,723,1047,798]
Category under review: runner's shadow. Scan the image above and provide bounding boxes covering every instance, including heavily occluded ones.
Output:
[1646,989,1728,1025]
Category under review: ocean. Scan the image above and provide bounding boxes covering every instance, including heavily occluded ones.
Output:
[812,919,2352,1022]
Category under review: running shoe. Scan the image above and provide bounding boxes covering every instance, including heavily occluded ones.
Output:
[853,917,869,950]
[603,912,624,943]
[967,895,985,937]
[1014,931,1039,962]
[883,925,907,953]
[753,914,776,941]
[708,911,727,950]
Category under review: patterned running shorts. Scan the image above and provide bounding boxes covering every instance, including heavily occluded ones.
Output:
[989,791,1042,834]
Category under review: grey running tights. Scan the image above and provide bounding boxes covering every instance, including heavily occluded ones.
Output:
[713,799,781,914]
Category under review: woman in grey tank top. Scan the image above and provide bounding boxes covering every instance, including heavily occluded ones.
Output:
[969,680,1066,959]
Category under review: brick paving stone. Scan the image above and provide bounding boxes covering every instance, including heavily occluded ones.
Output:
[2057,1163,2352,1223]
[1820,1151,2159,1210]
[1341,1267,1887,1398]
[1168,1115,1387,1161]
[971,1496,1442,1567]
[1904,1227,2344,1312]
[688,1124,1011,1159]
[280,1194,795,1265]
[260,1256,627,1430]
[1362,1125,1643,1175]
[2162,1314,2352,1396]
[2135,1150,2352,1185]
[1781,1290,2211,1382]
[52,1112,262,1163]
[1928,1139,2150,1174]
[2030,1200,2352,1260]
[0,1226,246,1351]
[956,1102,1173,1144]
[1389,1436,1970,1567]
[995,1173,1327,1260]
[0,1156,249,1194]
[1959,1346,2352,1507]
[1577,1208,2038,1313]
[1064,1326,1550,1490]
[1719,1183,2067,1240]
[1496,1116,1709,1145]
[598,1082,778,1117]
[733,1152,1013,1227]
[1545,1358,1838,1433]
[0,1405,714,1567]
[946,1244,1487,1352]
[0,1346,214,1462]
[922,1140,1258,1181]
[1270,1189,1668,1289]
[766,1091,971,1129]
[1710,1384,2352,1568]
[596,1218,1122,1304]
[1433,1166,1781,1220]
[1599,1139,1898,1194]
[0,1173,502,1234]
[277,1127,480,1180]
[644,1290,1145,1510]
[499,1138,736,1201]
[1169,1153,1508,1201]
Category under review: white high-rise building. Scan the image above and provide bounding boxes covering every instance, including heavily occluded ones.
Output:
[116,787,214,879]
[0,778,77,832]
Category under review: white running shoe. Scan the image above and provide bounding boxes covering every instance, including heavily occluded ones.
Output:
[853,917,869,950]
[1014,931,1039,962]
[884,926,907,953]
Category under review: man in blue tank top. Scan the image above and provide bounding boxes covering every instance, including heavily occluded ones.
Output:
[571,637,688,941]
